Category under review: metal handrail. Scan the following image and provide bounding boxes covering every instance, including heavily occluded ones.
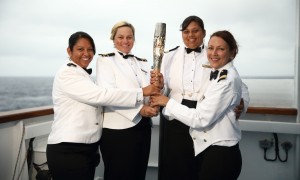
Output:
[0,106,297,124]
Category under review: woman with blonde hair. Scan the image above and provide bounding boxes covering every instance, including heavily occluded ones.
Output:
[96,21,160,180]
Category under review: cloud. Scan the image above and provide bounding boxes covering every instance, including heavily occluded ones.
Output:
[0,0,297,77]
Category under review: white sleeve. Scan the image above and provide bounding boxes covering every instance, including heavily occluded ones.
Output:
[241,81,250,115]
[164,80,241,130]
[57,68,139,107]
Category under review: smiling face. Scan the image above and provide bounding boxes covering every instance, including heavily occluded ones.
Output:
[182,21,206,49]
[207,36,233,69]
[113,26,134,54]
[67,38,94,68]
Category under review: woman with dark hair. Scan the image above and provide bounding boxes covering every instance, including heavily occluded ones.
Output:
[152,30,244,180]
[46,31,159,180]
[151,16,249,180]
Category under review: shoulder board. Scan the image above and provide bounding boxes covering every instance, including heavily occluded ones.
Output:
[202,64,211,68]
[135,56,147,62]
[218,69,228,82]
[99,53,115,57]
[67,62,76,67]
[164,46,179,53]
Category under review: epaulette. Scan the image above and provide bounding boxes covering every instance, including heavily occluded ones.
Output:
[67,62,76,67]
[135,56,147,62]
[218,69,228,82]
[164,46,179,53]
[202,64,211,68]
[99,53,115,57]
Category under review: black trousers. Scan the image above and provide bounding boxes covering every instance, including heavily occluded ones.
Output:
[46,141,100,180]
[100,117,152,180]
[195,144,242,180]
[159,99,198,180]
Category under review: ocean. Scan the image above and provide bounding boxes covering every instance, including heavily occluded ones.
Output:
[0,76,295,112]
[0,77,54,112]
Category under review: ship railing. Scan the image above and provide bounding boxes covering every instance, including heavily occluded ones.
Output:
[0,106,299,180]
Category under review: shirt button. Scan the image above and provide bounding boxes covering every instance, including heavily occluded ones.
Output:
[193,137,196,140]
[204,139,207,142]
[95,123,99,125]
[204,131,206,133]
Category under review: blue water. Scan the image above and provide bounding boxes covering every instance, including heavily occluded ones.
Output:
[0,77,54,112]
[0,76,295,112]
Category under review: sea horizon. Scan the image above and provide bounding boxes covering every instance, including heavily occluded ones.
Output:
[0,77,54,112]
[0,76,296,113]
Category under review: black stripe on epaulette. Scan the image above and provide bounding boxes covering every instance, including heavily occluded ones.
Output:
[135,56,147,62]
[218,69,228,82]
[99,53,115,57]
[67,63,77,67]
[164,46,179,53]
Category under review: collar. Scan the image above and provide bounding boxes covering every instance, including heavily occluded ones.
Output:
[185,44,204,54]
[67,61,92,75]
[212,61,234,72]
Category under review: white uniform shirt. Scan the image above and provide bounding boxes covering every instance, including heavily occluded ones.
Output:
[96,49,150,129]
[161,45,211,103]
[161,45,249,117]
[182,48,207,100]
[163,62,242,156]
[48,61,143,144]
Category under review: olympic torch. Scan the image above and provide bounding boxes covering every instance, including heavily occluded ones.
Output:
[153,23,166,180]
[153,23,166,84]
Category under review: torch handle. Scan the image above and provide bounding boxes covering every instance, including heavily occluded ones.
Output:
[152,69,160,87]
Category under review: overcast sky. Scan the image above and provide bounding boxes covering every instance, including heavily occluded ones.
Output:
[0,0,297,77]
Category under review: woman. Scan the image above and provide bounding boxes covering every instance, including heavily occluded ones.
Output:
[46,31,159,180]
[96,21,158,180]
[151,30,243,180]
[151,15,249,180]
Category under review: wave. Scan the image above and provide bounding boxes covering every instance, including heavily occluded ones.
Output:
[0,77,54,112]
